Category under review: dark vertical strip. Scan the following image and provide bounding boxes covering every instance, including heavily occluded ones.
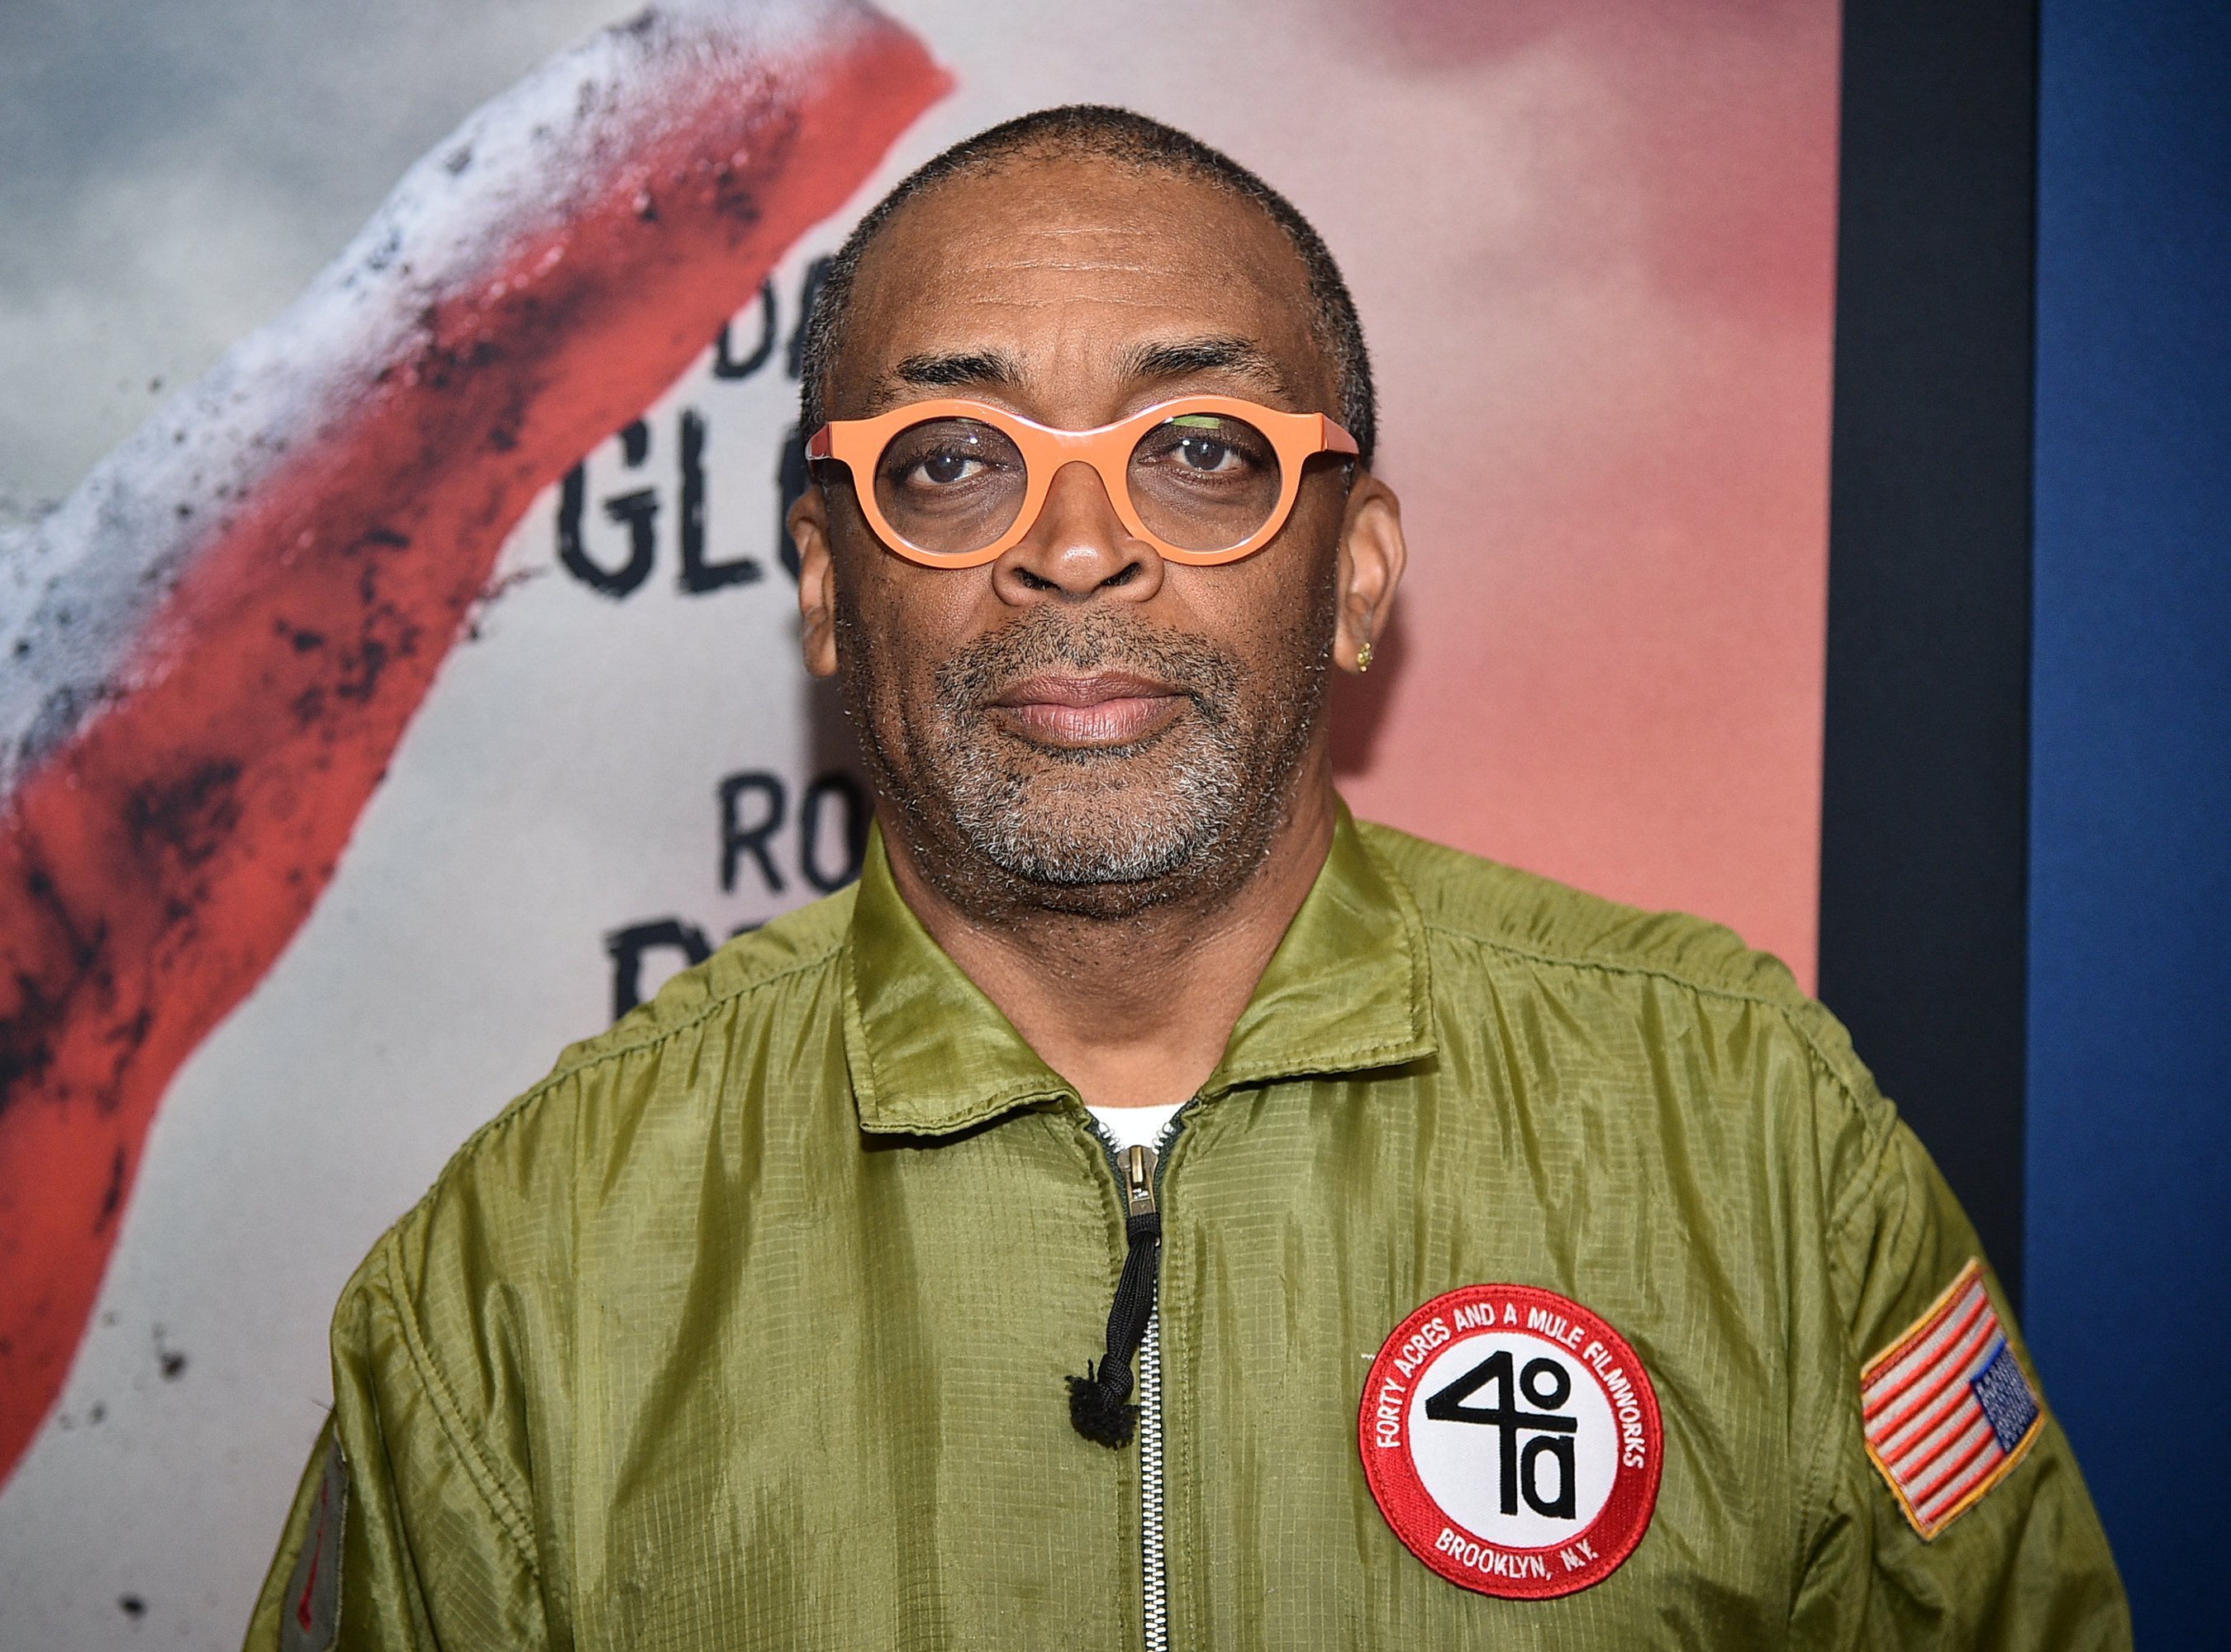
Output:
[1819,0,2038,1306]
[2027,2,2231,1635]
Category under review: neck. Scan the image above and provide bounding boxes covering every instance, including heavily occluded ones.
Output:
[878,760,1340,1111]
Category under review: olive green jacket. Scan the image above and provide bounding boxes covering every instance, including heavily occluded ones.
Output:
[249,813,2129,1650]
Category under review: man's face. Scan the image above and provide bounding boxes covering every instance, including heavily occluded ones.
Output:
[792,153,1390,918]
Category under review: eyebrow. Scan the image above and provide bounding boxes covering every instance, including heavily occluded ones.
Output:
[887,349,1024,392]
[1125,335,1293,398]
[878,336,1292,403]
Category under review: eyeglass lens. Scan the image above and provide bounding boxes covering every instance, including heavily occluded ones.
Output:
[1127,412,1282,554]
[870,412,1285,558]
[873,418,1028,557]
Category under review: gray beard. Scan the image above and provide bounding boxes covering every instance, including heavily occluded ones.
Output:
[933,617,1250,888]
[840,602,1326,914]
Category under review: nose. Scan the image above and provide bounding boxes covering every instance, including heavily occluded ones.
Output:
[992,459,1164,606]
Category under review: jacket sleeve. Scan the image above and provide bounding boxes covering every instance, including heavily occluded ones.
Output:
[243,1233,554,1652]
[1789,1057,2131,1650]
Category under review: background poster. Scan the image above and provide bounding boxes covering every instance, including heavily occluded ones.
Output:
[0,1,1839,1642]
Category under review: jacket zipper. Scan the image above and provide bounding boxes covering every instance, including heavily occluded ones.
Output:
[1125,1141,1170,1652]
[1087,1111,1187,1652]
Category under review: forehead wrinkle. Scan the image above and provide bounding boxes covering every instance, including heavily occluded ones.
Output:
[937,250,1206,287]
[912,213,1244,278]
[854,210,1323,417]
[861,315,1312,421]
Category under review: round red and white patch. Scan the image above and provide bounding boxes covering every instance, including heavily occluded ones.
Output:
[1358,1283,1662,1599]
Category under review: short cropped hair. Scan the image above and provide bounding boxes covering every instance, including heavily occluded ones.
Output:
[797,105,1377,469]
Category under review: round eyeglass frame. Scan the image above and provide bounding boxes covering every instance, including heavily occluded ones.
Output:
[806,394,1360,569]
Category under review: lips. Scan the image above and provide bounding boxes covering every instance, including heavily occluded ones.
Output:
[988,671,1188,747]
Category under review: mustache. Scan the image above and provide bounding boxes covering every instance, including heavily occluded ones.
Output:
[934,609,1242,713]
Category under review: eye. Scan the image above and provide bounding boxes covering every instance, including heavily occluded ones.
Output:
[1135,414,1272,482]
[1173,435,1242,474]
[908,448,987,487]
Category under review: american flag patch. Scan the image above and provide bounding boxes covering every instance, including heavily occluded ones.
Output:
[1860,1259,2043,1538]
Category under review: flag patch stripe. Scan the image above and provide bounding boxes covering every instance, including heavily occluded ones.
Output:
[1863,1280,1991,1419]
[1919,1425,2002,1522]
[1859,1260,2044,1539]
[1883,1327,2004,1467]
[1874,1307,1999,1447]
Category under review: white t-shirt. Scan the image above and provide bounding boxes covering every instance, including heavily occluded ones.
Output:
[1087,1102,1183,1151]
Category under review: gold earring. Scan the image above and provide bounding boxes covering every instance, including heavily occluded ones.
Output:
[1356,640,1374,674]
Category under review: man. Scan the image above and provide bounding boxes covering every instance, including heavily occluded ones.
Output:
[250,107,2129,1650]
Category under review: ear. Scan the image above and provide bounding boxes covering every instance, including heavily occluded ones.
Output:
[790,483,840,680]
[1332,472,1406,674]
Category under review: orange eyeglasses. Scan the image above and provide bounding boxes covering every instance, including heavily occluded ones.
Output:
[806,396,1359,568]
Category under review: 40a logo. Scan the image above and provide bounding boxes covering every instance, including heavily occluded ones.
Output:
[1359,1283,1663,1599]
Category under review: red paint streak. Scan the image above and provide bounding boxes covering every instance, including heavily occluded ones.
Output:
[294,1478,331,1632]
[0,23,950,1483]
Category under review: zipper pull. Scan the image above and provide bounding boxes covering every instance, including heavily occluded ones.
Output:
[1120,1144,1158,1218]
[1069,1140,1164,1448]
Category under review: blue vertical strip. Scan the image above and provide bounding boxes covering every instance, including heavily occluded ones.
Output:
[2028,2,2231,1638]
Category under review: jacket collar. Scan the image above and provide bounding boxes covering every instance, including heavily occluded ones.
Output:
[843,804,1436,1135]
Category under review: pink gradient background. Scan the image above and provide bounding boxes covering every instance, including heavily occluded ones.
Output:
[1325,0,1840,985]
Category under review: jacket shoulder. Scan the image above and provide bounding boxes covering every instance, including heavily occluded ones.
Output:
[366,885,856,1276]
[537,883,857,1087]
[1358,819,1807,1005]
[1359,818,1878,1102]
[1358,820,1899,1219]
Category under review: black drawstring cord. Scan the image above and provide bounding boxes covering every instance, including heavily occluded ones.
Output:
[1068,1207,1162,1447]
